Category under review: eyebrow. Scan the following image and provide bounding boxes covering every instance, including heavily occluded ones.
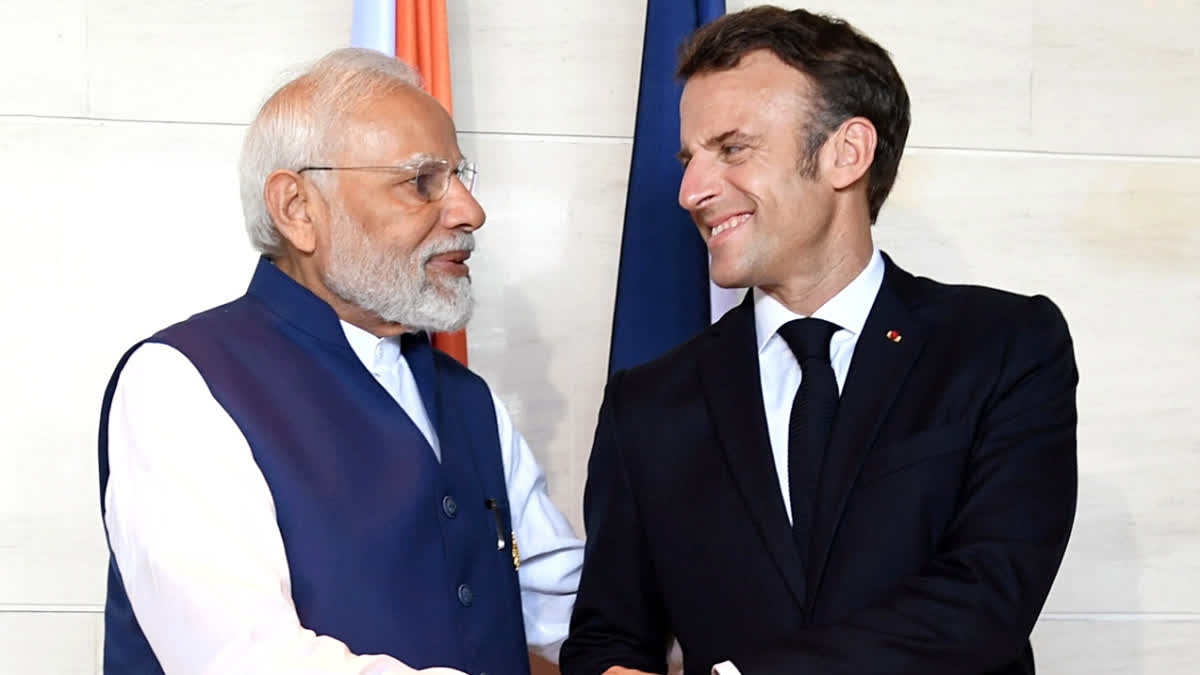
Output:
[395,153,444,170]
[676,129,759,164]
[347,153,460,175]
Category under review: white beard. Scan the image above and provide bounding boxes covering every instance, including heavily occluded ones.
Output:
[323,207,475,333]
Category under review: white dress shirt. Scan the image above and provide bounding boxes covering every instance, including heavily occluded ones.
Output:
[712,248,885,675]
[104,320,584,675]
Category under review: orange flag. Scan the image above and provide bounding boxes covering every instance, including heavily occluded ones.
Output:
[395,0,468,365]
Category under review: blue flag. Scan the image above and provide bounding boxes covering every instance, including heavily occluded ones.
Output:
[609,0,726,375]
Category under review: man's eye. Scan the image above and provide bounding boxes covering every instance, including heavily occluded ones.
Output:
[414,172,437,194]
[721,144,745,157]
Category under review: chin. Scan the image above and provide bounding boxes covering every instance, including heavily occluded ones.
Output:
[709,265,750,290]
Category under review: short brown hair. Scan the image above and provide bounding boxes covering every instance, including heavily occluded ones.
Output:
[678,6,911,222]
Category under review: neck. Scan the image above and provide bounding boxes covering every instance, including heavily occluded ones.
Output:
[760,217,874,316]
[272,251,410,338]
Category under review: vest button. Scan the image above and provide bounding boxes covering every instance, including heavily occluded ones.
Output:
[442,495,458,518]
[457,583,473,606]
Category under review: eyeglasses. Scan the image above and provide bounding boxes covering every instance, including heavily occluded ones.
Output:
[298,156,478,202]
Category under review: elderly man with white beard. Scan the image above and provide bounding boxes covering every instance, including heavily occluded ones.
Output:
[96,48,583,675]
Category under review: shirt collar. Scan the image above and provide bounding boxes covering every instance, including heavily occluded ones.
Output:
[753,246,885,353]
[340,320,403,371]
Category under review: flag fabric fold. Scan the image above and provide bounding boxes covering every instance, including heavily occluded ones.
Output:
[396,0,453,110]
[350,0,395,54]
[609,0,727,376]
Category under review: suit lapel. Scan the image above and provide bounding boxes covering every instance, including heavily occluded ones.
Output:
[700,295,809,609]
[807,256,929,599]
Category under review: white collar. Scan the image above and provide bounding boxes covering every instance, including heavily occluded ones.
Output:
[340,320,404,370]
[753,247,885,353]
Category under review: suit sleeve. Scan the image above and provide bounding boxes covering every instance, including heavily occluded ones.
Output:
[560,371,671,675]
[732,295,1079,675]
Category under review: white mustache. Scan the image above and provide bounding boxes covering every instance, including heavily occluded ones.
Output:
[420,233,476,262]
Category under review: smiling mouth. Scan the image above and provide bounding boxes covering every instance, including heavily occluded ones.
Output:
[709,213,751,238]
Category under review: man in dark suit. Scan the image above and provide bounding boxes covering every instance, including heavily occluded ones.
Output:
[561,7,1077,675]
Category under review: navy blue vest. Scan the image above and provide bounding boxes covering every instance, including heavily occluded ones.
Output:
[98,258,530,675]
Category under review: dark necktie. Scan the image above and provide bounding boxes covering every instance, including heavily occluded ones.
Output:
[778,318,841,559]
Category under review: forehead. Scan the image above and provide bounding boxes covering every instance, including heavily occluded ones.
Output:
[679,50,812,136]
[335,87,461,163]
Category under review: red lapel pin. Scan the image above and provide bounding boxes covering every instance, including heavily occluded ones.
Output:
[886,330,903,343]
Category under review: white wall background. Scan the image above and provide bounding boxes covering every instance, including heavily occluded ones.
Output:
[1,0,1197,672]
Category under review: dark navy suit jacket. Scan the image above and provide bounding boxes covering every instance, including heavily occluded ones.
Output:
[562,255,1078,675]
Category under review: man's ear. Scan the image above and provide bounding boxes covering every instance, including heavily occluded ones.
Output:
[826,116,877,191]
[263,170,321,254]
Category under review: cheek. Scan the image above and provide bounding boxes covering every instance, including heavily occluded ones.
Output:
[370,209,439,254]
[410,212,447,250]
[727,160,794,210]
[774,174,826,210]
[723,166,759,202]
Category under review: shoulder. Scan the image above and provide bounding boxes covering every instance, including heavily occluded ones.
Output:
[120,341,202,380]
[885,254,1070,344]
[609,319,716,395]
[105,342,220,428]
[924,280,1069,344]
[896,268,1075,387]
[152,297,260,345]
[598,312,735,437]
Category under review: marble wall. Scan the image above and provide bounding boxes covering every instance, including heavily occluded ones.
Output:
[1,1,1196,671]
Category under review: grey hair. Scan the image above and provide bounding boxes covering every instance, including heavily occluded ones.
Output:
[238,48,424,256]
